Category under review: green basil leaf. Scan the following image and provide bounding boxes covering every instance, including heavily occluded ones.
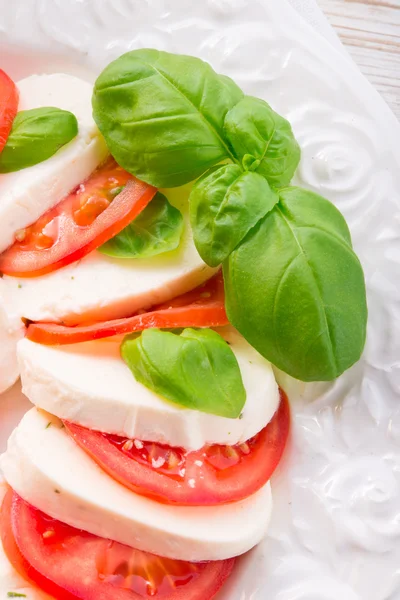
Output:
[242,154,261,172]
[99,192,184,259]
[0,107,78,173]
[121,328,246,418]
[224,187,367,382]
[224,96,301,188]
[189,164,278,267]
[92,49,244,188]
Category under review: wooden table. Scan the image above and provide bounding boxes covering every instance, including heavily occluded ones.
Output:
[319,0,400,119]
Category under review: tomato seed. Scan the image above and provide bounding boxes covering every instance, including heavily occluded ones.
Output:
[42,530,55,539]
[122,440,133,452]
[239,443,250,455]
[15,229,26,242]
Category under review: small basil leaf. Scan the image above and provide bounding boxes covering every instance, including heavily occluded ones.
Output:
[224,187,367,382]
[190,164,278,267]
[99,192,184,259]
[242,154,261,172]
[92,49,244,187]
[0,107,78,173]
[224,96,301,188]
[121,328,246,418]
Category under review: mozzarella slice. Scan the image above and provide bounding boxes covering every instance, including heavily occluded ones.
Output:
[18,327,280,450]
[0,281,24,394]
[0,382,31,453]
[0,409,273,562]
[0,483,52,600]
[0,73,108,254]
[3,190,215,325]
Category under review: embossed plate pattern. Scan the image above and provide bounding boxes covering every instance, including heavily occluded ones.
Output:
[1,1,400,598]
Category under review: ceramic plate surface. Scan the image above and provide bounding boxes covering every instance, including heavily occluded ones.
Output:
[1,1,400,598]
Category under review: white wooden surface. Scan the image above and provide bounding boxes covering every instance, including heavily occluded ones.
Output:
[319,0,400,119]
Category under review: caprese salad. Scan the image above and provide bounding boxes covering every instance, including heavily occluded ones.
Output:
[0,48,367,599]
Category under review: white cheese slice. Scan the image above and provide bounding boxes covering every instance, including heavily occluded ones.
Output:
[0,483,53,600]
[0,408,273,562]
[0,281,24,394]
[18,327,280,450]
[3,194,215,325]
[0,73,108,254]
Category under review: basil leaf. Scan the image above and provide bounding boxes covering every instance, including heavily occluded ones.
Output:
[224,187,367,382]
[0,107,78,173]
[92,49,243,188]
[224,96,300,188]
[121,328,246,418]
[190,164,278,267]
[99,192,184,259]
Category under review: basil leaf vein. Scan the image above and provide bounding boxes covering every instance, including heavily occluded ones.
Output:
[0,107,78,173]
[121,328,246,418]
[190,164,279,266]
[99,192,184,259]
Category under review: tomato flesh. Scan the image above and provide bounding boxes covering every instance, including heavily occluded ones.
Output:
[0,158,157,277]
[1,489,234,600]
[65,389,290,506]
[26,272,228,345]
[0,69,19,152]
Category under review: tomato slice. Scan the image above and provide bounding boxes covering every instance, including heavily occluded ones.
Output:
[0,158,156,277]
[26,272,228,345]
[0,70,19,152]
[65,390,289,506]
[1,489,234,600]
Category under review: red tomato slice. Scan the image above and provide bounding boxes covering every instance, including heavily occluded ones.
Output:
[65,390,289,506]
[0,70,19,152]
[1,489,234,600]
[0,158,157,277]
[26,272,228,345]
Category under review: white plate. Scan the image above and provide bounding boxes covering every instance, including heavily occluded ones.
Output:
[1,1,400,598]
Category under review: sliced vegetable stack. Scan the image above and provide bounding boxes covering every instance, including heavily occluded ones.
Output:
[1,324,290,598]
[0,48,367,599]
